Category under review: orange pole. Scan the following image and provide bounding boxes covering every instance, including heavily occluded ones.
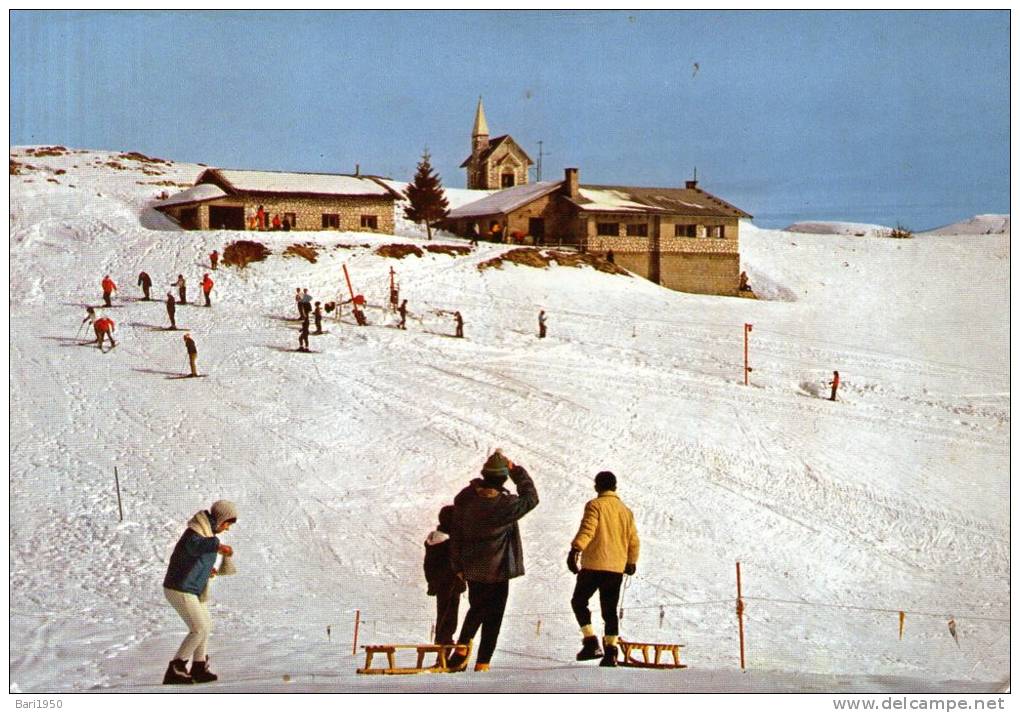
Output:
[342,264,356,302]
[736,562,746,670]
[352,609,361,655]
[743,324,753,386]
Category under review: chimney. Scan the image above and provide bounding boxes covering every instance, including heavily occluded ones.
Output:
[565,167,579,199]
[685,179,698,189]
[355,164,361,177]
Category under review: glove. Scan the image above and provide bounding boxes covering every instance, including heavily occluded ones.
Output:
[624,563,636,576]
[567,549,581,575]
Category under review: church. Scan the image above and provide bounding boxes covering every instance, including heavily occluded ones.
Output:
[460,98,533,190]
[448,100,752,297]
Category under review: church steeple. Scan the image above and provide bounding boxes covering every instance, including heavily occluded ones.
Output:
[472,96,489,155]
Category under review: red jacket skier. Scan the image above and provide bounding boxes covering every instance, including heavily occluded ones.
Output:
[94,316,116,349]
[828,371,840,401]
[209,250,219,270]
[202,274,214,307]
[101,275,117,307]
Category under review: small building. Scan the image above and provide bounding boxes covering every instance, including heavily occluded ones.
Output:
[460,97,533,190]
[446,168,752,296]
[154,167,400,232]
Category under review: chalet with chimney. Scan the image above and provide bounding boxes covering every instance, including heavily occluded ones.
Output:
[154,167,400,233]
[446,168,752,296]
[461,97,533,190]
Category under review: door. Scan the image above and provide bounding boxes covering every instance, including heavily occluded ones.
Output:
[528,218,545,244]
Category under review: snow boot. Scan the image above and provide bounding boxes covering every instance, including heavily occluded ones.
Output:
[576,635,603,661]
[162,659,193,685]
[600,644,619,668]
[189,657,218,683]
[445,643,470,672]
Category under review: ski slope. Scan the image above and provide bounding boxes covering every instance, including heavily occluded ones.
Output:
[8,148,1010,693]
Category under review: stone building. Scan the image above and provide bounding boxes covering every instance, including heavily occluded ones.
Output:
[460,98,533,190]
[154,168,400,233]
[446,168,752,296]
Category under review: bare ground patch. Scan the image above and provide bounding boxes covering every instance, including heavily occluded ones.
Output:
[425,244,472,257]
[223,240,271,269]
[376,244,423,259]
[283,243,319,263]
[477,248,630,276]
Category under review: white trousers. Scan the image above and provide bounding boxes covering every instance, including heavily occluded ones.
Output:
[164,587,212,662]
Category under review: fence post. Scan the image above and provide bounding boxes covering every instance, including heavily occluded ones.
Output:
[743,324,753,386]
[736,561,746,670]
[352,609,361,655]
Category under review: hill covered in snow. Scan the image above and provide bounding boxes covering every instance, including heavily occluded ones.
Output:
[8,148,1010,693]
[784,221,897,237]
[920,214,1010,236]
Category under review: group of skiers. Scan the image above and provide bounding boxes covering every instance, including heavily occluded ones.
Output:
[84,253,219,372]
[422,451,639,672]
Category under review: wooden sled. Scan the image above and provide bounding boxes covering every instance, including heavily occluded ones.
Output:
[356,642,472,675]
[617,640,687,669]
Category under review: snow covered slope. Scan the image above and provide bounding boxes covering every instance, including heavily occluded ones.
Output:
[785,221,895,237]
[920,214,1010,236]
[9,148,1009,692]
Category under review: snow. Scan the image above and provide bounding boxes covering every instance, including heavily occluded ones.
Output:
[210,168,394,196]
[8,147,1009,694]
[447,181,562,218]
[153,183,226,208]
[920,214,1010,236]
[785,221,896,237]
[575,187,649,212]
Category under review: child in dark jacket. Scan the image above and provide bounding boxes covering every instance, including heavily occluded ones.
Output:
[424,505,466,645]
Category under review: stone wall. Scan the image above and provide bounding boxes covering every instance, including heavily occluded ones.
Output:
[163,195,394,233]
[659,252,740,296]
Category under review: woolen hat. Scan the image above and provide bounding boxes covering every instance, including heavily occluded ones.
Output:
[594,471,617,493]
[211,499,238,525]
[481,451,510,485]
[437,505,456,533]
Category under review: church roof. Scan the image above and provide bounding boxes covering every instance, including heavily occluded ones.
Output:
[472,97,489,137]
[460,135,534,168]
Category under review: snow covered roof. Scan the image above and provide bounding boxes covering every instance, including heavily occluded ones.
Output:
[199,168,397,198]
[569,184,752,218]
[447,181,562,218]
[153,183,228,208]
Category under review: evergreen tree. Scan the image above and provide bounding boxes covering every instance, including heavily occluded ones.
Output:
[404,149,449,241]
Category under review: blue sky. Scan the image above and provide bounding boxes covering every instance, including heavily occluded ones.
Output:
[10,10,1009,229]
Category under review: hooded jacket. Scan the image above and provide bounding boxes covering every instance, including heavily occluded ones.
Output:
[450,466,538,583]
[424,530,466,596]
[163,510,221,599]
[570,491,640,573]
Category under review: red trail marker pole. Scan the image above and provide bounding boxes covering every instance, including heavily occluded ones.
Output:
[743,323,753,386]
[342,264,356,302]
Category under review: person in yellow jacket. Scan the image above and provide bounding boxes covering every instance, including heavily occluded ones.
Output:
[567,471,639,667]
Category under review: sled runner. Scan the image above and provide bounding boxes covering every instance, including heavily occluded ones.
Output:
[617,640,686,669]
[356,642,471,675]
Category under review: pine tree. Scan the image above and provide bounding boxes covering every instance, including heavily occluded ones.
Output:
[404,149,449,241]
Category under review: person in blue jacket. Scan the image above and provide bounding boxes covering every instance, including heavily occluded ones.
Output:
[162,500,238,685]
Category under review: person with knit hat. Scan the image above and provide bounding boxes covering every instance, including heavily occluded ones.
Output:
[162,499,238,685]
[423,505,466,647]
[567,471,640,667]
[446,450,539,672]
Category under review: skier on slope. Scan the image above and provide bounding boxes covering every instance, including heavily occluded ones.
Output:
[424,505,466,648]
[161,499,238,685]
[298,316,310,352]
[165,292,177,330]
[446,450,539,673]
[398,299,408,330]
[201,274,214,307]
[137,271,152,300]
[828,370,840,402]
[313,302,323,335]
[81,305,96,331]
[567,471,640,667]
[93,316,116,350]
[183,332,198,377]
[101,275,117,307]
[209,250,219,270]
[454,311,464,339]
[172,274,187,305]
[538,310,547,339]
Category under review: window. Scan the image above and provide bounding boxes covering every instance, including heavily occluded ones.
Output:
[360,215,378,230]
[626,223,648,237]
[501,173,516,188]
[322,213,339,229]
[596,222,619,236]
[675,224,697,238]
[284,212,297,228]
